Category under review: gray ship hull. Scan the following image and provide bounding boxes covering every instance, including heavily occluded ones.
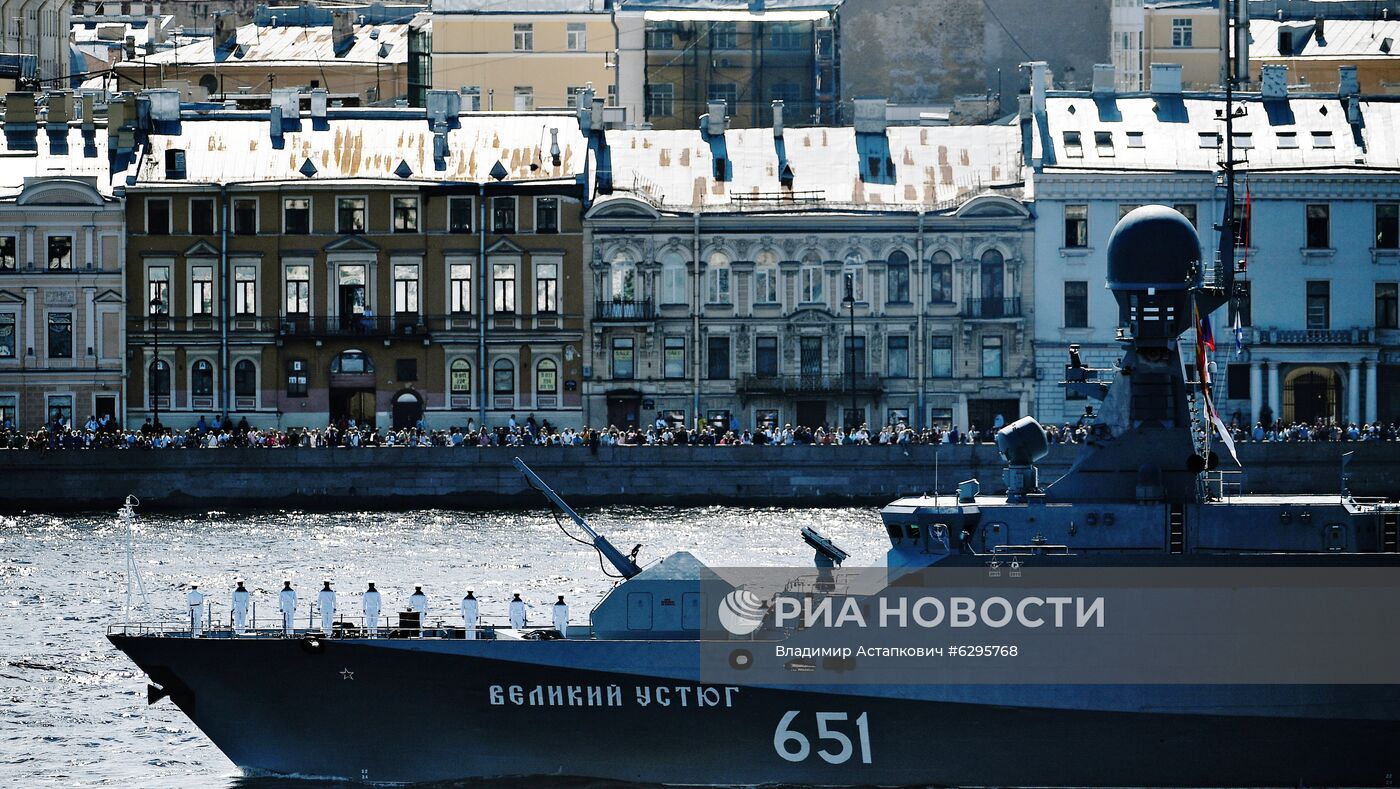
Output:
[110,633,1400,786]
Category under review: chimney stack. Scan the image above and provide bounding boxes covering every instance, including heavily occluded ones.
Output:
[590,96,605,132]
[1091,63,1115,95]
[1027,61,1049,115]
[1150,63,1183,95]
[332,11,355,55]
[1338,64,1359,96]
[705,99,726,136]
[310,87,328,120]
[575,87,595,133]
[213,12,236,52]
[853,97,887,134]
[1260,64,1288,99]
[46,90,74,126]
[771,99,784,138]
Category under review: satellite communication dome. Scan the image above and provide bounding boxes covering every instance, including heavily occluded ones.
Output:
[1106,205,1200,293]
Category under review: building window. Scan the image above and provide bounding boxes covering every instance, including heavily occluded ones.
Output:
[46,395,72,428]
[146,197,170,235]
[537,359,558,393]
[234,359,256,398]
[535,262,558,313]
[1276,131,1298,148]
[800,336,823,376]
[753,250,778,305]
[1227,363,1250,400]
[286,359,308,397]
[1305,204,1330,248]
[711,21,737,48]
[611,337,634,379]
[1118,203,1144,220]
[979,249,1004,308]
[147,266,170,314]
[493,359,514,395]
[192,360,214,396]
[285,264,310,314]
[707,334,731,379]
[47,312,72,358]
[1231,280,1252,327]
[450,263,472,313]
[283,197,310,234]
[1173,203,1197,227]
[755,335,778,376]
[706,252,731,304]
[1377,283,1399,329]
[1232,201,1251,248]
[887,335,909,378]
[887,250,910,303]
[337,197,366,233]
[0,313,14,358]
[567,22,586,50]
[493,197,516,233]
[842,256,865,302]
[929,250,953,303]
[1199,132,1221,149]
[1126,131,1145,148]
[396,358,418,381]
[769,21,803,49]
[800,253,824,303]
[646,83,674,118]
[1306,280,1330,330]
[393,264,419,313]
[0,236,15,270]
[1064,204,1088,248]
[709,82,737,110]
[1062,131,1083,158]
[1064,280,1088,328]
[513,23,533,51]
[930,335,953,378]
[664,336,686,378]
[493,262,516,312]
[513,86,534,112]
[190,198,215,234]
[192,265,214,315]
[646,25,675,49]
[449,197,474,233]
[535,198,559,233]
[149,360,171,403]
[235,265,256,315]
[450,359,472,394]
[981,335,1003,378]
[660,256,687,304]
[1171,17,1192,47]
[232,198,257,235]
[1311,130,1334,148]
[47,236,72,270]
[1377,204,1399,249]
[1231,132,1253,150]
[842,335,866,375]
[393,197,419,233]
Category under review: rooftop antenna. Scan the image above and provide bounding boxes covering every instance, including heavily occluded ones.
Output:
[120,495,151,626]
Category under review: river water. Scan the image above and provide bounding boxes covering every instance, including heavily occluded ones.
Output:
[0,506,886,787]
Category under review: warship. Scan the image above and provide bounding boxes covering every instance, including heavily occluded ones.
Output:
[108,202,1400,786]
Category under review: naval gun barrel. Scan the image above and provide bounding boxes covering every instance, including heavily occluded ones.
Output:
[512,457,642,579]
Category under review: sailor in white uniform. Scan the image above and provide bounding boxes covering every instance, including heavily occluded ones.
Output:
[231,580,250,634]
[278,580,296,635]
[460,590,479,639]
[362,582,382,636]
[552,595,568,637]
[509,592,528,630]
[408,585,428,636]
[187,584,205,636]
[317,580,337,634]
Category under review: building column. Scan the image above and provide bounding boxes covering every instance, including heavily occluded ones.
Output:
[1019,388,1031,422]
[1365,360,1379,425]
[1267,363,1281,424]
[84,287,97,363]
[955,393,969,431]
[1249,362,1262,425]
[1347,362,1361,425]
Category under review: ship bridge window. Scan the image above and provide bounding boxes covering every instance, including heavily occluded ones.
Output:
[886,522,904,542]
[906,524,921,541]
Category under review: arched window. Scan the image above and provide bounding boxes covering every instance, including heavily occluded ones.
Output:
[753,250,778,304]
[886,250,910,303]
[536,358,558,394]
[607,252,636,301]
[330,349,374,375]
[234,360,256,398]
[980,249,1005,315]
[192,360,214,397]
[706,251,731,304]
[493,358,514,395]
[800,251,824,303]
[450,358,472,394]
[842,251,865,302]
[929,250,953,303]
[660,252,688,305]
[148,360,170,403]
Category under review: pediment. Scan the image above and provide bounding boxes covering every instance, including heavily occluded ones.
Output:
[956,194,1030,219]
[486,237,524,254]
[324,235,380,253]
[184,239,220,257]
[93,288,124,303]
[787,306,834,324]
[585,196,661,220]
[0,289,24,304]
[15,178,105,206]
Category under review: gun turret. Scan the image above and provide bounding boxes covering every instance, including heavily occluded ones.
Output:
[513,457,642,579]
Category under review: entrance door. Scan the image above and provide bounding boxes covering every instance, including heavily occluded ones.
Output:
[94,395,117,422]
[1290,372,1338,424]
[331,389,377,427]
[339,284,366,331]
[391,391,423,430]
[968,398,1019,434]
[796,400,826,429]
[607,395,640,429]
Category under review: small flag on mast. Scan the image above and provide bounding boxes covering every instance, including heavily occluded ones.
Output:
[1233,311,1244,357]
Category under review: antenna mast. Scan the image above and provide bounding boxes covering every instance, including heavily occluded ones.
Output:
[121,495,151,626]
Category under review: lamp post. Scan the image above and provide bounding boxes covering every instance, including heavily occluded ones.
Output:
[842,271,857,431]
[150,296,164,428]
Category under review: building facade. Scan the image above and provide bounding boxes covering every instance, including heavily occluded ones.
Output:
[1027,61,1400,429]
[584,101,1032,432]
[116,89,589,430]
[0,92,125,431]
[0,0,69,85]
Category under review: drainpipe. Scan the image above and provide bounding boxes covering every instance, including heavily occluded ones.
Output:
[478,186,488,428]
[219,184,230,422]
[915,209,925,429]
[691,210,701,427]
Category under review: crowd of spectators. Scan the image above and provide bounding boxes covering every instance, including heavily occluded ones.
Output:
[3,412,1399,451]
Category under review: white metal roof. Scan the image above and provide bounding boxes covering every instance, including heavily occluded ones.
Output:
[598,124,1023,212]
[133,22,408,67]
[1251,18,1400,59]
[0,126,114,197]
[129,111,587,186]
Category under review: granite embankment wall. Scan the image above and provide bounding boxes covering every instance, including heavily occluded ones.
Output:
[0,443,1396,512]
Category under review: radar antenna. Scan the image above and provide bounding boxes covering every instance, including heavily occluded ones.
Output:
[513,458,642,579]
[120,495,151,626]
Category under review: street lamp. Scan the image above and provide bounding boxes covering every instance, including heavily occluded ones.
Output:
[150,296,164,429]
[842,271,857,431]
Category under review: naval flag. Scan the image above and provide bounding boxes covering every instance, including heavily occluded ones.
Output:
[1233,312,1244,357]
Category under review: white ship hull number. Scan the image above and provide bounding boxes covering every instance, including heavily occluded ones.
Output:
[773,711,872,765]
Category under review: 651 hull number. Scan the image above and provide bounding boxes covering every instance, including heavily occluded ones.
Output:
[773,711,872,765]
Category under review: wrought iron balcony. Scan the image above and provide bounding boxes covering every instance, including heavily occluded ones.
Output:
[962,297,1022,319]
[594,298,656,322]
[277,315,432,338]
[1254,327,1374,345]
[738,373,883,395]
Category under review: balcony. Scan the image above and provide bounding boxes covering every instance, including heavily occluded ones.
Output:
[962,297,1022,319]
[1254,327,1374,345]
[277,315,432,339]
[738,373,883,395]
[594,298,656,323]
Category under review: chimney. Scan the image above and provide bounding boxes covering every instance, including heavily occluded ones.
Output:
[590,96,605,132]
[549,127,561,166]
[1314,16,1325,42]
[270,87,299,124]
[1261,64,1288,99]
[853,97,887,134]
[1091,63,1115,95]
[46,90,74,126]
[1027,61,1049,114]
[123,35,137,60]
[771,99,784,138]
[332,11,355,55]
[81,93,95,130]
[575,87,595,133]
[4,92,36,127]
[1150,63,1183,94]
[213,12,236,52]
[1338,64,1359,96]
[705,99,726,136]
[145,87,180,122]
[310,87,328,120]
[425,89,461,127]
[270,104,284,140]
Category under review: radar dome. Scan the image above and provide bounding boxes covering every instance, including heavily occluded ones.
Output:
[1106,205,1200,292]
